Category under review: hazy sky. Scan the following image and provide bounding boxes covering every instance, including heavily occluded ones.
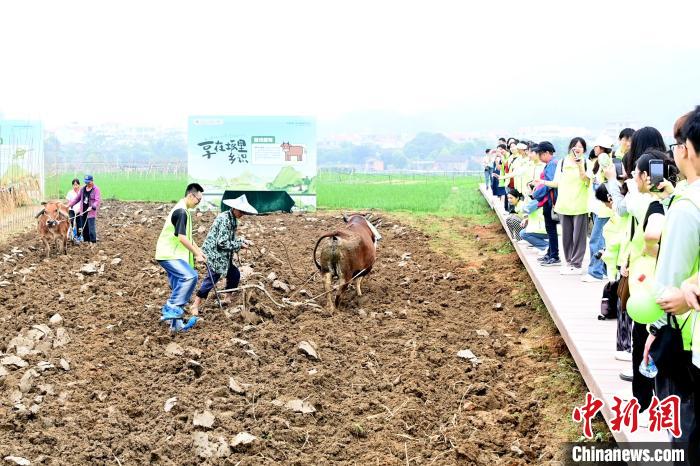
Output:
[2,0,699,136]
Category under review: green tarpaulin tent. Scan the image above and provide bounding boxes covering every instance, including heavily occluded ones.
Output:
[221,190,295,214]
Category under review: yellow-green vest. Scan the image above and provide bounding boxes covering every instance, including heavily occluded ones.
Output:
[155,199,194,267]
[554,156,590,216]
[660,190,700,351]
[498,153,511,188]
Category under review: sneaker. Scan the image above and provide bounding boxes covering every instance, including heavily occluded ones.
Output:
[168,316,199,333]
[517,240,529,246]
[560,266,583,275]
[615,351,632,362]
[581,274,604,283]
[619,368,633,382]
[537,254,551,262]
[540,257,561,267]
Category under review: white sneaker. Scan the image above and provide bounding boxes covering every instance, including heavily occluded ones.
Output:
[560,266,583,275]
[615,350,632,362]
[619,368,634,382]
[517,240,529,246]
[581,274,604,283]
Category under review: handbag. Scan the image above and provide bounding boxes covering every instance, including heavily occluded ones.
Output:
[649,313,689,375]
[599,280,619,320]
[547,191,560,223]
[616,219,638,312]
[617,262,630,312]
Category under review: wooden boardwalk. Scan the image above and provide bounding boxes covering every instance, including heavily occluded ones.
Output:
[479,185,667,443]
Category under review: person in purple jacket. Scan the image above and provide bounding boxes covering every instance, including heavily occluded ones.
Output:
[67,174,101,243]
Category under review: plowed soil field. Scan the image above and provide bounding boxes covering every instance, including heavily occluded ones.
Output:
[0,201,580,465]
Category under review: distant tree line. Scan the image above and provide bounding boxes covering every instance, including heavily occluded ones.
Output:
[319,132,592,170]
[44,128,581,171]
[44,130,187,168]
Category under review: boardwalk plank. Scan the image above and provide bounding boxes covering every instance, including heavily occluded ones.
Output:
[479,185,667,443]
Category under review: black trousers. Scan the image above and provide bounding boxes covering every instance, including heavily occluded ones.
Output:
[69,210,77,231]
[655,353,700,465]
[616,298,632,352]
[632,322,655,412]
[543,202,559,260]
[196,265,240,299]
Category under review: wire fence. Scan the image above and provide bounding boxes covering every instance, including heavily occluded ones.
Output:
[43,161,188,201]
[0,121,44,243]
[1,162,481,242]
[319,167,482,184]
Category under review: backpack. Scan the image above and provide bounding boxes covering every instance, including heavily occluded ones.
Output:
[598,280,619,320]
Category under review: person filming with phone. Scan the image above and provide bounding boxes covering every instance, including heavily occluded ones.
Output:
[541,137,591,275]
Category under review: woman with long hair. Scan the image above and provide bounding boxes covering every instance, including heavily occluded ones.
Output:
[603,126,668,386]
[584,137,615,282]
[624,150,677,413]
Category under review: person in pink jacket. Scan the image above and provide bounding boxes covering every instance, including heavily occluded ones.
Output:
[67,174,101,243]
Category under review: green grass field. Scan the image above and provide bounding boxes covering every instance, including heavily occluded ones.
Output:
[45,172,187,203]
[45,171,493,221]
[316,172,493,221]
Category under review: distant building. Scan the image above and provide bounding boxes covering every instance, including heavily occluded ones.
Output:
[433,153,469,171]
[407,160,434,171]
[364,158,384,172]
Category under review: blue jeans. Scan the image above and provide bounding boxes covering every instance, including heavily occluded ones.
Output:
[520,231,549,250]
[78,215,97,242]
[158,259,198,308]
[587,216,609,279]
[484,168,492,188]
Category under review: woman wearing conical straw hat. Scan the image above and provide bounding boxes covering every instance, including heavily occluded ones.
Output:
[190,195,258,315]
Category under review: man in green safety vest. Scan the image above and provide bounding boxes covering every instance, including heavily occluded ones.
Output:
[155,183,207,332]
[645,107,700,458]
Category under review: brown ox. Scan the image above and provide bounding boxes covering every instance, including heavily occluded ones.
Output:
[313,213,381,310]
[281,142,304,162]
[36,201,70,258]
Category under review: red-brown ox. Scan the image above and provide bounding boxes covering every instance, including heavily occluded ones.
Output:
[280,142,304,162]
[36,201,70,258]
[313,214,380,310]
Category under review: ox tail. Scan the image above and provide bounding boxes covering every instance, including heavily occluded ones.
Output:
[313,231,342,271]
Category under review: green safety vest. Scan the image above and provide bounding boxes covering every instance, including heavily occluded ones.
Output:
[498,153,511,188]
[513,158,532,196]
[659,190,700,351]
[155,199,194,267]
[601,212,629,269]
[554,156,590,216]
[515,201,546,235]
[627,194,655,298]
